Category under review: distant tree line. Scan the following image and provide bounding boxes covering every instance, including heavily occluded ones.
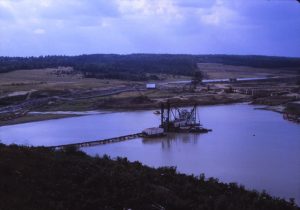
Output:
[0,54,299,81]
[76,54,197,81]
[0,54,197,81]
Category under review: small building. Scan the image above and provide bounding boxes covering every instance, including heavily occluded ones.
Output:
[146,83,156,89]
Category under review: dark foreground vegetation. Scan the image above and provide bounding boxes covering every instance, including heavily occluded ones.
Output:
[0,144,298,210]
[1,54,300,80]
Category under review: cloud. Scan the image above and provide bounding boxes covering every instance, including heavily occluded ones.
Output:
[116,0,183,24]
[33,28,46,34]
[0,0,299,56]
[198,0,237,26]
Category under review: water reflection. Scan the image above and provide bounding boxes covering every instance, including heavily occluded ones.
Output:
[142,133,202,150]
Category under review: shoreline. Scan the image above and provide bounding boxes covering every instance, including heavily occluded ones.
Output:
[1,99,298,127]
[0,113,82,127]
[254,105,285,114]
[0,100,251,127]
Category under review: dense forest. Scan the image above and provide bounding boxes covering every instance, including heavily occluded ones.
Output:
[0,54,197,81]
[0,144,298,210]
[195,55,300,69]
[0,54,300,81]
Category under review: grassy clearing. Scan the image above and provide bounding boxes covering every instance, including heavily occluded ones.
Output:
[0,68,129,94]
[198,63,299,79]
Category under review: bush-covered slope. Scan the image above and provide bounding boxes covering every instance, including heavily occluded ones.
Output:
[0,144,298,210]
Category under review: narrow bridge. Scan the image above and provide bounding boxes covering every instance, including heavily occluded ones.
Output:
[49,133,143,149]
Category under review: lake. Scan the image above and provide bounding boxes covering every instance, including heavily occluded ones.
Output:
[0,103,299,204]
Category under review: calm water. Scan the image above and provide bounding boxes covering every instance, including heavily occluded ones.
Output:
[0,104,299,204]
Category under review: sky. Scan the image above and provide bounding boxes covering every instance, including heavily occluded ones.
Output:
[0,0,300,57]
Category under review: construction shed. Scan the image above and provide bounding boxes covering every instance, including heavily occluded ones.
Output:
[142,127,164,137]
[146,84,156,89]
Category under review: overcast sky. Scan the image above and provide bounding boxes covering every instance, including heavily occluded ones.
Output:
[0,0,299,57]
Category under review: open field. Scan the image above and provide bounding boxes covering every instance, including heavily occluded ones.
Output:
[198,63,300,79]
[0,67,130,94]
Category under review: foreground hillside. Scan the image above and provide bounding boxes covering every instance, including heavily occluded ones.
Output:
[0,144,298,210]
